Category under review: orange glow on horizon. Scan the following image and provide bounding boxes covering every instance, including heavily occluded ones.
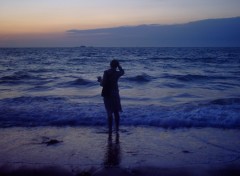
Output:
[1,0,240,47]
[0,16,195,35]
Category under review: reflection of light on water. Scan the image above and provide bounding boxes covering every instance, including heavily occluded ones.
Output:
[104,133,121,168]
[0,90,22,100]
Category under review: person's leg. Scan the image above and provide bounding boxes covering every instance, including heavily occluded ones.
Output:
[114,111,120,132]
[108,114,113,133]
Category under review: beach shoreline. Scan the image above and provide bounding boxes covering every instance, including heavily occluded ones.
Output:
[0,126,240,175]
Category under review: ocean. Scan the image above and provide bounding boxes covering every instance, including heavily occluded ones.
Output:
[0,47,240,128]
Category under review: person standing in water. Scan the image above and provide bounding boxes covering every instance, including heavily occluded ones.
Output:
[98,60,124,133]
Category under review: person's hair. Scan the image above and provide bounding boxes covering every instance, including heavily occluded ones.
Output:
[110,59,119,69]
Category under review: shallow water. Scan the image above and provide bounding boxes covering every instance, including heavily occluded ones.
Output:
[0,127,240,168]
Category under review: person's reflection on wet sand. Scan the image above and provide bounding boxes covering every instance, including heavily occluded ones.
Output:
[104,132,121,168]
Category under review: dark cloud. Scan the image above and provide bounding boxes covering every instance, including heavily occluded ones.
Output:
[65,17,240,47]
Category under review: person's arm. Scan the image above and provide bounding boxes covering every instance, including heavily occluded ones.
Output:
[118,64,124,76]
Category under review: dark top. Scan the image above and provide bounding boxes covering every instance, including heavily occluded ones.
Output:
[101,66,124,97]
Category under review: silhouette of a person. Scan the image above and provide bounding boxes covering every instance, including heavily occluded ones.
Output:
[104,133,121,168]
[98,60,124,133]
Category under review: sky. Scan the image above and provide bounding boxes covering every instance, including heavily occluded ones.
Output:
[0,0,240,47]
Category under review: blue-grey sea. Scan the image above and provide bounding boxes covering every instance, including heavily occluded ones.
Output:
[0,47,240,128]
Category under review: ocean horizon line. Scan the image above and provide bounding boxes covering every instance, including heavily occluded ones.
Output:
[1,46,240,49]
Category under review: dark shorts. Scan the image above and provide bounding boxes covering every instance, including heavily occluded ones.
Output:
[104,93,122,115]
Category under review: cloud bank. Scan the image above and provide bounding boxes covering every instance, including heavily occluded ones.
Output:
[66,17,240,47]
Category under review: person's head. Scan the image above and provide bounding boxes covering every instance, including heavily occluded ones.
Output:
[110,59,119,69]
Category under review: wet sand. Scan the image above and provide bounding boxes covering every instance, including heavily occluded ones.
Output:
[0,127,240,175]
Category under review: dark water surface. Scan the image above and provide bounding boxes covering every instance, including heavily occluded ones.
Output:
[0,47,240,128]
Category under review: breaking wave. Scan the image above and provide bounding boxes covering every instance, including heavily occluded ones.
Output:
[0,96,239,129]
